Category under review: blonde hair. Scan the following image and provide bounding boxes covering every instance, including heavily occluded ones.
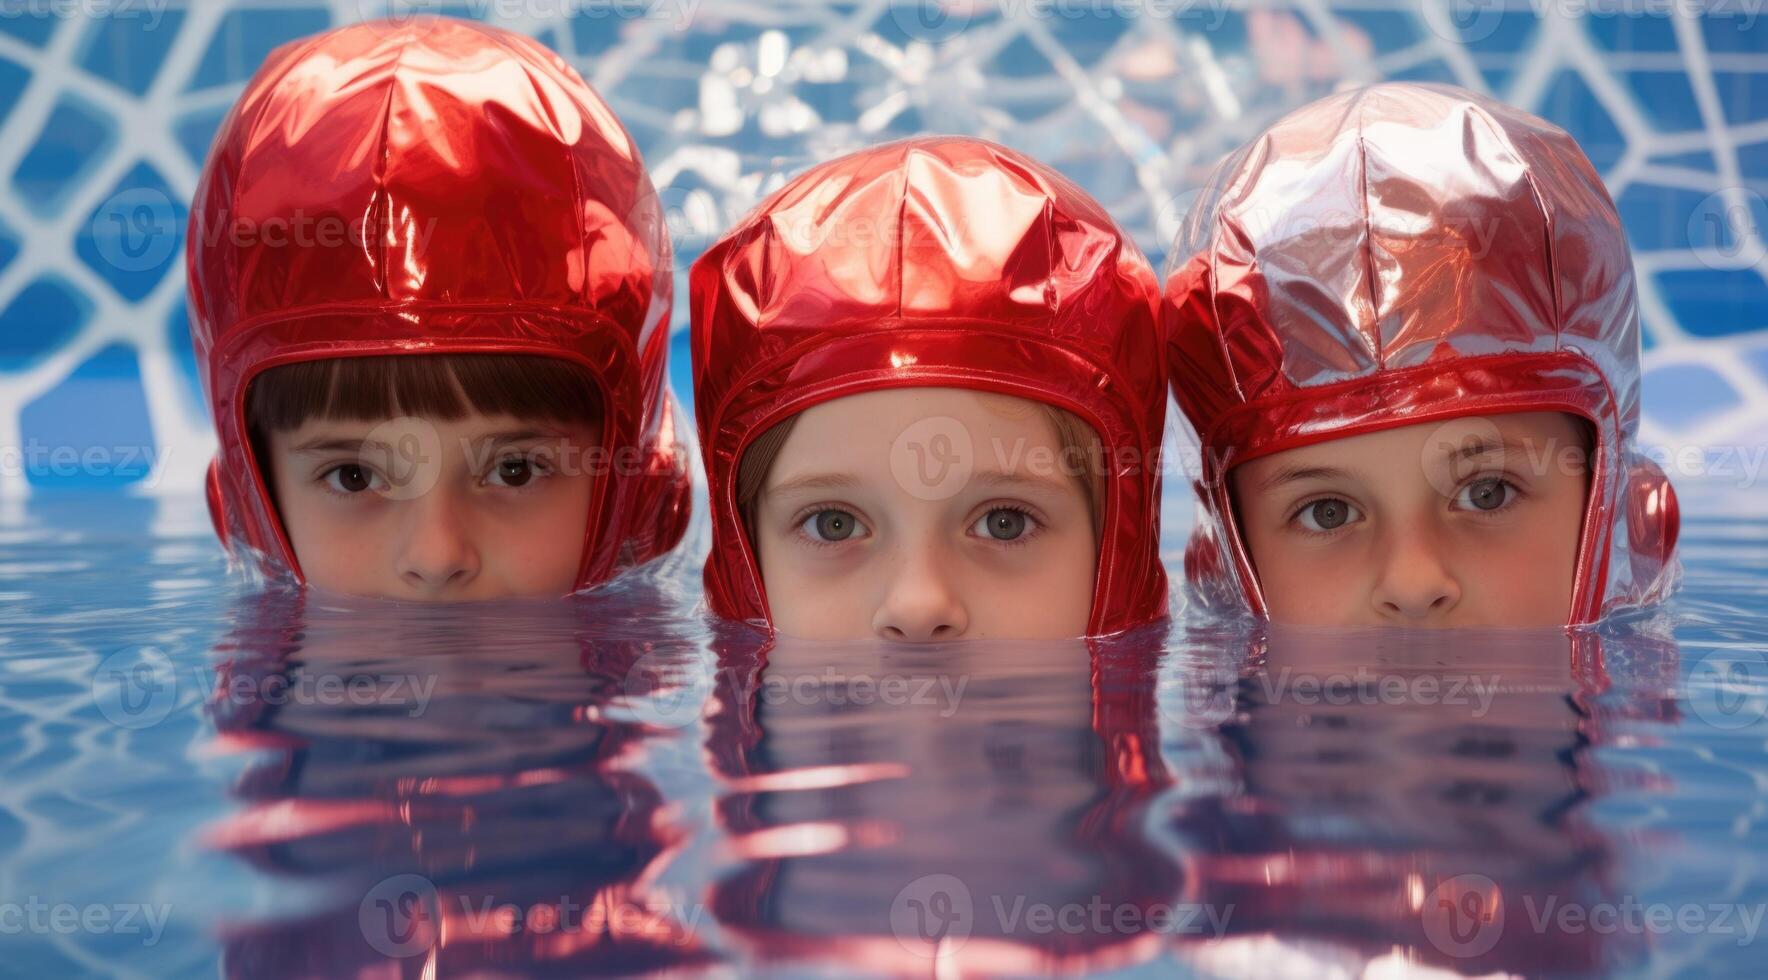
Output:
[735,397,1105,538]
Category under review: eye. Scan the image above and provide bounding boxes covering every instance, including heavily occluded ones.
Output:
[484,449,551,488]
[485,453,551,489]
[1295,497,1360,532]
[322,463,385,495]
[1456,477,1516,512]
[972,507,1035,541]
[800,508,866,543]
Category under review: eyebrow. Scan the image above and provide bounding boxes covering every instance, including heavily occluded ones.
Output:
[1443,438,1530,461]
[1255,465,1350,493]
[765,472,865,496]
[766,469,1078,499]
[287,427,567,455]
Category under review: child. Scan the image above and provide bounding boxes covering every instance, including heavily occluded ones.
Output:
[691,137,1168,640]
[188,18,689,600]
[1164,82,1679,627]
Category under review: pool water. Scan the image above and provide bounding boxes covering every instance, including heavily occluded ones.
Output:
[0,474,1764,979]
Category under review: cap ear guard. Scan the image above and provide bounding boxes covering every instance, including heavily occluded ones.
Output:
[1621,452,1680,604]
[205,458,229,548]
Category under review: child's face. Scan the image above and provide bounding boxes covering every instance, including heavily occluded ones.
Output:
[1231,411,1589,627]
[265,413,599,600]
[752,388,1098,641]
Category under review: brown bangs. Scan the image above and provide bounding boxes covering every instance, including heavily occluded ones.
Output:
[246,353,602,435]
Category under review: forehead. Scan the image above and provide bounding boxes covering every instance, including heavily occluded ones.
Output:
[777,388,1063,462]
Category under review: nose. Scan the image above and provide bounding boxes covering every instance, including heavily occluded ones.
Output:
[1369,526,1461,623]
[871,545,968,642]
[393,486,481,596]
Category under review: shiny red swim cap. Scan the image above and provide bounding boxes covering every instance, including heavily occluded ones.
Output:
[691,137,1168,635]
[187,17,689,590]
[1164,83,1678,625]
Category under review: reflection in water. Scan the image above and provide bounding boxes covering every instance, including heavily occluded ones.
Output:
[184,572,1720,977]
[702,630,1182,974]
[1165,625,1679,977]
[202,582,717,976]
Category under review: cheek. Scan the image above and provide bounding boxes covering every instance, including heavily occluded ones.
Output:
[489,481,594,592]
[279,499,386,592]
[971,528,1096,637]
[1461,503,1583,624]
[1242,527,1367,625]
[755,544,868,640]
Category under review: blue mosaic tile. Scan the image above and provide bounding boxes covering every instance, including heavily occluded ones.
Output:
[0,215,17,277]
[0,9,57,47]
[0,56,27,132]
[74,161,186,302]
[0,276,91,372]
[18,343,157,490]
[1699,12,1764,52]
[1641,363,1743,429]
[1539,71,1627,174]
[165,300,204,418]
[1587,12,1679,52]
[1623,71,1704,134]
[1714,71,1768,126]
[173,106,230,168]
[77,7,188,95]
[1655,269,1768,339]
[187,7,332,91]
[9,93,116,220]
[1615,185,1725,251]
